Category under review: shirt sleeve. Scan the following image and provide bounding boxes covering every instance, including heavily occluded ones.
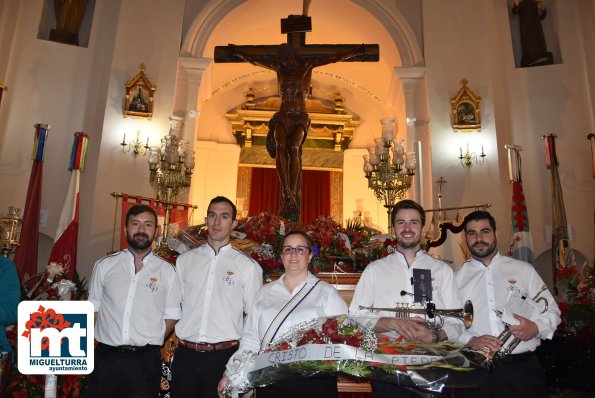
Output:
[322,283,349,317]
[164,267,182,320]
[225,289,263,388]
[528,270,561,340]
[436,264,464,341]
[348,267,379,329]
[243,259,263,316]
[87,259,104,312]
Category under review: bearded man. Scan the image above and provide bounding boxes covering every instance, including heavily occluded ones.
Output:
[88,204,182,398]
[454,210,560,398]
[349,199,462,398]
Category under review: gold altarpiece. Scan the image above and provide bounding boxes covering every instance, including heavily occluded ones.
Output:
[229,86,360,221]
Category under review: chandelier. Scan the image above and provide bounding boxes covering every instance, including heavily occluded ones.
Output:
[147,115,195,242]
[1,206,22,257]
[362,118,417,233]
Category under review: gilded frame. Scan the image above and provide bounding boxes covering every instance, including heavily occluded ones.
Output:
[450,79,481,132]
[123,63,156,119]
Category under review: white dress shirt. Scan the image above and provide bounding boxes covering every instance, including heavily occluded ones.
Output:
[349,250,463,340]
[454,252,561,353]
[226,272,348,378]
[88,249,182,346]
[174,242,263,343]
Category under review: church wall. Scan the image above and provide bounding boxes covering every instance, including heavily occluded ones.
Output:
[0,0,121,274]
[81,0,185,279]
[0,0,186,279]
[191,141,241,219]
[422,0,594,279]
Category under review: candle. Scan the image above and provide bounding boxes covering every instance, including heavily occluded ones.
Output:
[481,145,484,155]
[459,147,462,157]
[146,136,150,147]
[122,133,126,144]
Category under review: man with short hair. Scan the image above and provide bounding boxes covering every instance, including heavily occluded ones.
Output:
[455,210,560,398]
[171,196,263,397]
[349,199,462,397]
[88,204,182,398]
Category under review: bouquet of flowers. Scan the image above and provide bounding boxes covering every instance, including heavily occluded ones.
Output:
[557,265,595,342]
[227,315,471,397]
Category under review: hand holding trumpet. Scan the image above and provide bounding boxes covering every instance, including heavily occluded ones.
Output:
[508,314,539,342]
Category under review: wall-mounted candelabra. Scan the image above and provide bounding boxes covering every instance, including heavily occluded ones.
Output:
[1,206,22,257]
[459,142,486,167]
[363,118,417,233]
[121,130,150,156]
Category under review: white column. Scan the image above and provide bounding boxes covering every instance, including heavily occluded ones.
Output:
[394,66,432,210]
[174,56,211,142]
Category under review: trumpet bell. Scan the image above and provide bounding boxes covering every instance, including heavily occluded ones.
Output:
[432,300,473,329]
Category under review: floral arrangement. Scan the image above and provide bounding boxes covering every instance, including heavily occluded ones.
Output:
[4,263,89,398]
[556,265,595,342]
[166,213,392,279]
[226,315,471,397]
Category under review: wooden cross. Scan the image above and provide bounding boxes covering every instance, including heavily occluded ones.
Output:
[213,10,378,221]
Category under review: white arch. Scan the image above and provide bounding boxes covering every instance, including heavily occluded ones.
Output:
[180,0,424,67]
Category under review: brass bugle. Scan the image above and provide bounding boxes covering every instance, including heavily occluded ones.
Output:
[488,284,549,359]
[358,300,474,329]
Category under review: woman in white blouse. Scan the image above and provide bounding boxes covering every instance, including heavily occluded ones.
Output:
[218,230,348,398]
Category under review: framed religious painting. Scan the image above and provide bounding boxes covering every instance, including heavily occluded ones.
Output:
[123,63,156,119]
[450,79,481,132]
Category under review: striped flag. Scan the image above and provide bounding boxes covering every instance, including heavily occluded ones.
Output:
[506,145,534,265]
[48,132,89,279]
[13,124,50,278]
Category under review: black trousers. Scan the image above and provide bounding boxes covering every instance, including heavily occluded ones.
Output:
[86,344,162,398]
[255,375,338,398]
[170,344,237,397]
[454,353,546,398]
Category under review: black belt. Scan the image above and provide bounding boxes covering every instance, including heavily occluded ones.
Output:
[494,350,534,365]
[97,342,160,354]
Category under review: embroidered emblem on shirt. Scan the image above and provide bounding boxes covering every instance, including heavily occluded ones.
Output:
[146,278,159,292]
[507,279,520,293]
[223,272,235,286]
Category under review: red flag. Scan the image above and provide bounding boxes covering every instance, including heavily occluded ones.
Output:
[13,124,50,279]
[13,162,43,279]
[48,170,80,279]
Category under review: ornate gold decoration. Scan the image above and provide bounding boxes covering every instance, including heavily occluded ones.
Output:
[147,116,195,243]
[226,86,360,152]
[124,63,156,119]
[450,79,481,132]
[1,206,22,257]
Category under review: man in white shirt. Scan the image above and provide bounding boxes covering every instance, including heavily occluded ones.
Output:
[349,199,462,398]
[88,204,182,398]
[171,196,263,397]
[455,210,560,398]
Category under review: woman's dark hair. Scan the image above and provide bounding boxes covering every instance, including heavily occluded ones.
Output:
[283,230,314,253]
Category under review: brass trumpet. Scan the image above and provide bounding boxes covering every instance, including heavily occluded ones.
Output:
[487,284,549,360]
[358,299,474,329]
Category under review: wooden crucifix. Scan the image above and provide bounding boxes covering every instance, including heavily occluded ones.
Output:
[214,6,379,222]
